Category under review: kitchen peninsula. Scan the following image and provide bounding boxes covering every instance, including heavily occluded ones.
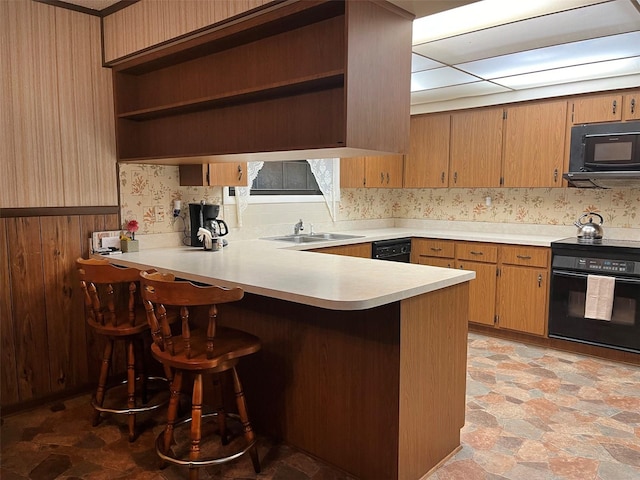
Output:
[100,239,474,480]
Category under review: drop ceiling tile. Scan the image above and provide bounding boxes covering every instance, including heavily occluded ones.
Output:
[412,53,444,73]
[492,56,640,89]
[413,0,640,65]
[457,31,640,79]
[411,67,480,92]
[411,81,511,104]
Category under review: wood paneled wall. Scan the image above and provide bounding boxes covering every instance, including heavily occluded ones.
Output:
[0,213,119,408]
[0,0,117,209]
[102,0,270,63]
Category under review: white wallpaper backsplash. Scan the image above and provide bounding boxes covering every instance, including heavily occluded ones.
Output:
[119,164,639,236]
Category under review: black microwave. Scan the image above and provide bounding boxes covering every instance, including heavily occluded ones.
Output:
[569,121,640,171]
[565,121,640,188]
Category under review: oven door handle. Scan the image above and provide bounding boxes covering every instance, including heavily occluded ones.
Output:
[552,269,640,284]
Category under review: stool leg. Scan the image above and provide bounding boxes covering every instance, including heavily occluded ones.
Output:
[135,337,148,404]
[212,373,228,445]
[189,373,203,480]
[126,339,137,442]
[162,369,183,459]
[93,338,114,427]
[232,367,260,473]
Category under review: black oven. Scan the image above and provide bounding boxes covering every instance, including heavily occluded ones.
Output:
[549,238,640,353]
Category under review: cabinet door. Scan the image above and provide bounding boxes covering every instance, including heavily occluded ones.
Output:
[456,260,496,326]
[623,91,640,121]
[208,162,248,186]
[497,265,548,336]
[503,101,567,188]
[450,108,503,187]
[571,94,623,124]
[365,155,403,188]
[403,114,450,188]
[340,157,366,188]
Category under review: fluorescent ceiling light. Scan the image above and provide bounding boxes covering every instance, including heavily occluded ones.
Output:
[492,56,640,89]
[411,67,479,92]
[457,31,640,79]
[412,53,444,73]
[412,0,608,45]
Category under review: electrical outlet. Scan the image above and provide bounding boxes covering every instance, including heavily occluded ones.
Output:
[154,205,166,222]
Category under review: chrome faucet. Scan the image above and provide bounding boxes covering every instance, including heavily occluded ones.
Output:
[293,219,304,235]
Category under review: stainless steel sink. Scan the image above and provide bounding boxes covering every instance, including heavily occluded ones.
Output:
[264,233,364,243]
[305,233,365,240]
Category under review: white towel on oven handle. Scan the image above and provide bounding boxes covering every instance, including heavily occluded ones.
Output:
[584,274,615,321]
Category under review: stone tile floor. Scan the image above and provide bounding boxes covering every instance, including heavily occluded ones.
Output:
[1,333,639,480]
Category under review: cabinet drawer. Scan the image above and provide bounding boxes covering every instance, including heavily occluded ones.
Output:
[455,242,498,263]
[412,238,455,259]
[500,245,549,267]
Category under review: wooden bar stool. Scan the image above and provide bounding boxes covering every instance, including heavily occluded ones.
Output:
[140,271,261,480]
[77,258,172,442]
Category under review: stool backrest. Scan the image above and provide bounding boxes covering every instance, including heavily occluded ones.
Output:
[139,271,244,359]
[76,258,142,327]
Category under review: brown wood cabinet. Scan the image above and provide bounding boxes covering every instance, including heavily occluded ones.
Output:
[502,100,567,188]
[111,0,412,164]
[311,242,372,258]
[179,162,248,186]
[571,93,624,124]
[623,90,640,121]
[450,108,503,187]
[403,114,451,188]
[496,245,549,336]
[340,155,404,188]
[412,238,550,336]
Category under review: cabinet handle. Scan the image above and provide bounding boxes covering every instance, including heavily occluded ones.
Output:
[554,168,558,183]
[538,274,543,287]
[441,171,445,184]
[517,255,532,260]
[386,172,390,184]
[632,99,636,115]
[380,172,384,184]
[430,247,442,252]
[453,171,458,184]
[470,251,483,256]
[237,165,243,181]
[612,100,617,115]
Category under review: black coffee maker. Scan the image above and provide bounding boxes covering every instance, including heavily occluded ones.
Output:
[188,202,229,247]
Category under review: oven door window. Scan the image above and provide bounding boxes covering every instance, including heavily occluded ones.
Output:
[549,271,640,353]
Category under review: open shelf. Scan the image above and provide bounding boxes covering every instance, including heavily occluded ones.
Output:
[112,0,413,163]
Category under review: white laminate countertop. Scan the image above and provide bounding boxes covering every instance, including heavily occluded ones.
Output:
[103,232,477,311]
[102,227,571,311]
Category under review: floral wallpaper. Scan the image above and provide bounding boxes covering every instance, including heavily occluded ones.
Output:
[119,164,640,235]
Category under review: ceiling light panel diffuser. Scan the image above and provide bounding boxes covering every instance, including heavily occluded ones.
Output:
[413,0,640,65]
[492,56,640,89]
[457,31,640,79]
[411,81,511,104]
[411,67,480,92]
[412,53,444,73]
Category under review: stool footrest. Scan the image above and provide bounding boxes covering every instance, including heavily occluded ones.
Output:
[156,412,256,467]
[91,376,170,415]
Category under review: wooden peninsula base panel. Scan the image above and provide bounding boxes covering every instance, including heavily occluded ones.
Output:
[218,283,469,480]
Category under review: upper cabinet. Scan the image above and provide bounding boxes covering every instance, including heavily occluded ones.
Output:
[110,0,413,164]
[340,155,403,188]
[450,108,503,188]
[502,100,566,188]
[571,93,624,124]
[403,114,450,188]
[179,163,248,187]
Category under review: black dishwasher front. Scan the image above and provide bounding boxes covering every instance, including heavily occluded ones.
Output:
[371,238,412,263]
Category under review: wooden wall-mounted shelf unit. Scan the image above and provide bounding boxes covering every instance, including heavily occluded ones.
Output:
[111,0,413,164]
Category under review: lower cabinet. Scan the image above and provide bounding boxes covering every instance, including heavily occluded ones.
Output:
[311,243,372,258]
[411,238,550,336]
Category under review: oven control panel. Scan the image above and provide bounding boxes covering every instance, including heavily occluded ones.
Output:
[553,255,640,277]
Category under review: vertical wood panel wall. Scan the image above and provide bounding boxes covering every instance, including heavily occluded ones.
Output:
[0,214,119,408]
[102,0,269,63]
[0,0,117,209]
